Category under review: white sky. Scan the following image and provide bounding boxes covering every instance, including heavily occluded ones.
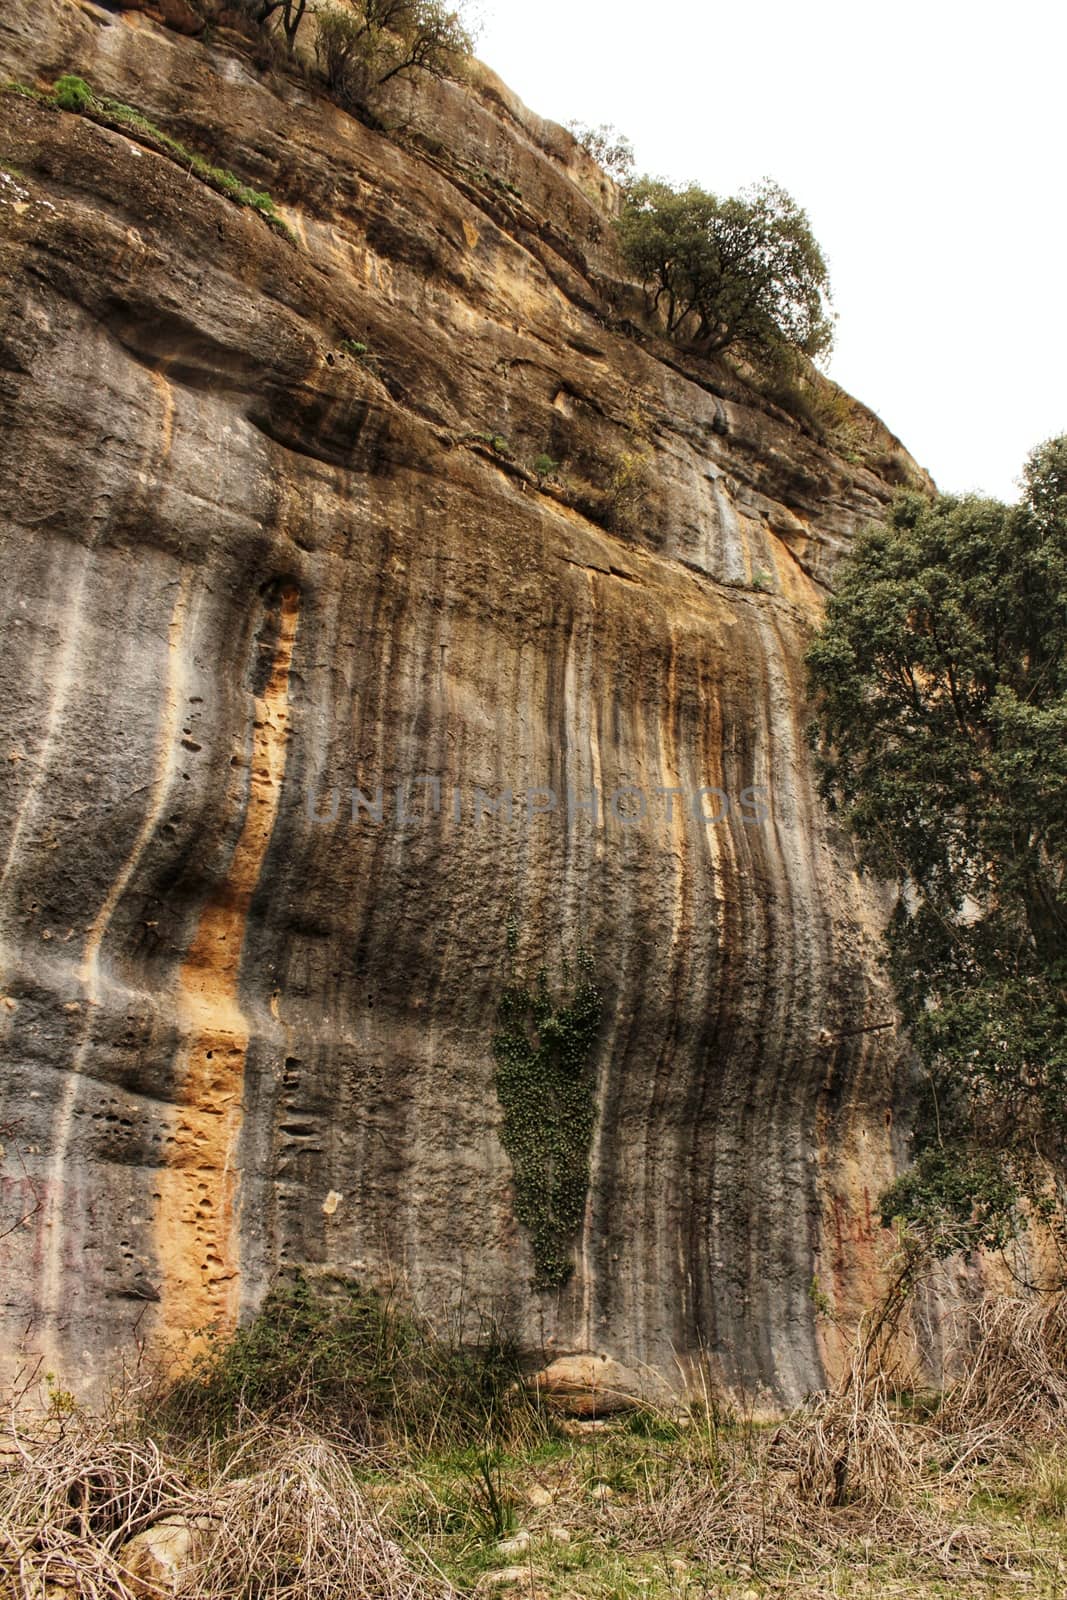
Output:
[475,0,1066,502]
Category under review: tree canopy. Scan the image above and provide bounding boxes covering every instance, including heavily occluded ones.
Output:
[313,0,473,97]
[567,122,635,183]
[617,177,834,363]
[250,0,473,99]
[807,438,1067,1258]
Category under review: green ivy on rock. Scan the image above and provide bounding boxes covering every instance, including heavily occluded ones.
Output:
[492,930,602,1290]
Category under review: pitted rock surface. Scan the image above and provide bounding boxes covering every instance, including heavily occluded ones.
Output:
[0,0,926,1403]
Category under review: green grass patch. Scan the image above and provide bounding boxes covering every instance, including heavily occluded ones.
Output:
[1,78,49,103]
[37,73,293,240]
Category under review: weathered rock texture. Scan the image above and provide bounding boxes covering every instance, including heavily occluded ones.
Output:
[0,0,929,1404]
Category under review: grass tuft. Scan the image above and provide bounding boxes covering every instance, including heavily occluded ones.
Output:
[29,73,295,241]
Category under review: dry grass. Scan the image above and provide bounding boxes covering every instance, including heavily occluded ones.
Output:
[775,1365,926,1511]
[0,1411,452,1600]
[6,1291,1067,1598]
[408,1292,1067,1595]
[0,1416,185,1599]
[941,1294,1067,1437]
[534,1394,1063,1593]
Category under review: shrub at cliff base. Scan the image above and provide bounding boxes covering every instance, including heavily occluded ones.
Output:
[153,1272,543,1450]
[6,1289,1067,1596]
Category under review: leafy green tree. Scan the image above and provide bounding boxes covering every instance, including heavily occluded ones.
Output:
[249,0,472,86]
[807,438,1067,1258]
[566,121,635,183]
[617,177,833,362]
[368,0,473,86]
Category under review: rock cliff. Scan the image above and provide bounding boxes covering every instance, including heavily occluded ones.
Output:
[0,0,929,1405]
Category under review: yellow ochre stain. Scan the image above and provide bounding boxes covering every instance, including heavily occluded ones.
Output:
[154,584,299,1353]
[146,360,176,464]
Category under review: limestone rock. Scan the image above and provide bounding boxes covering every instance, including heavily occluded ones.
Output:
[530,1354,645,1416]
[118,1516,213,1594]
[113,0,205,35]
[477,1569,537,1591]
[0,0,927,1406]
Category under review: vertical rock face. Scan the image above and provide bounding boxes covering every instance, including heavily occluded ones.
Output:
[0,0,925,1403]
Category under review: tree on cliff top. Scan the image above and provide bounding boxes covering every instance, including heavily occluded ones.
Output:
[314,0,473,95]
[567,121,635,183]
[249,0,474,96]
[617,177,834,364]
[807,436,1067,1261]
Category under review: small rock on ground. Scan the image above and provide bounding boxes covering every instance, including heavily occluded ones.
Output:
[476,1568,541,1591]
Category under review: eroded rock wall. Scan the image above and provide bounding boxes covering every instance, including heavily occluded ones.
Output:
[0,0,922,1404]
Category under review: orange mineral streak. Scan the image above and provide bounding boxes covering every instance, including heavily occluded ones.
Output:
[155,586,299,1354]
